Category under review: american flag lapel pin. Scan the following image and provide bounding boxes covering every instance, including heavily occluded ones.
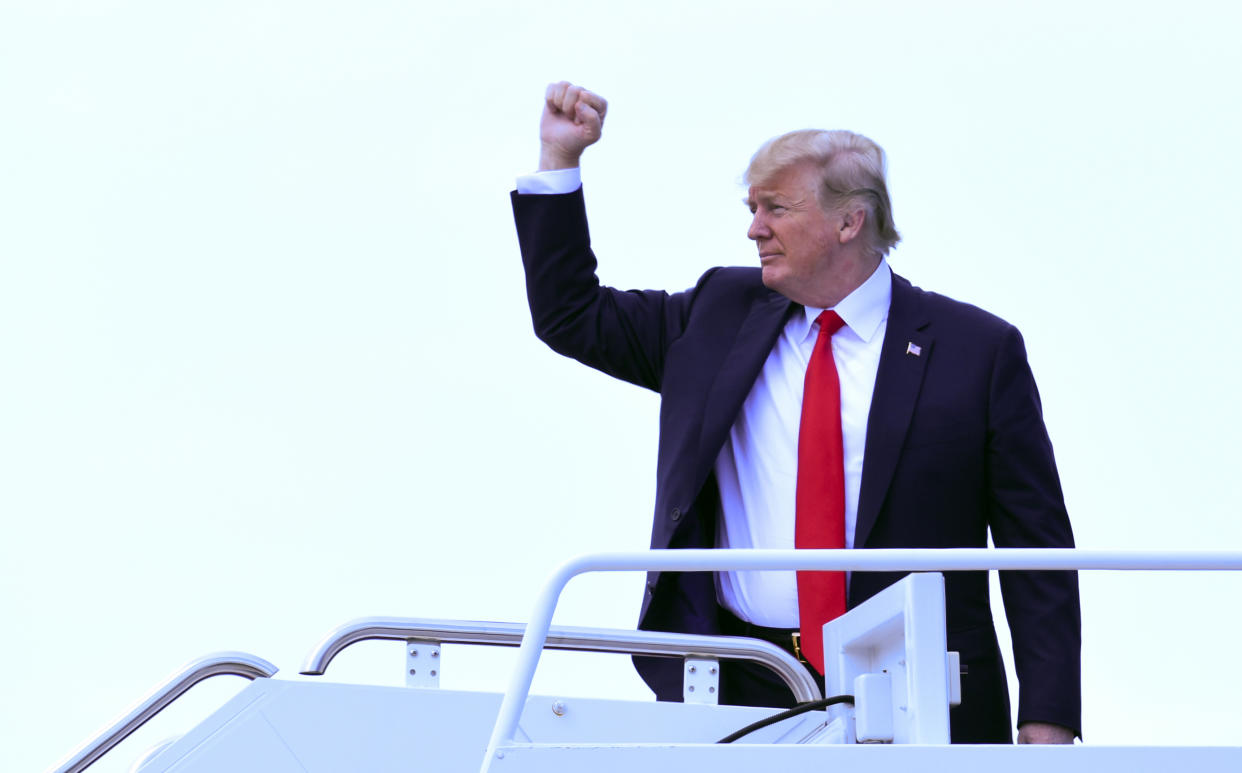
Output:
[906,342,922,357]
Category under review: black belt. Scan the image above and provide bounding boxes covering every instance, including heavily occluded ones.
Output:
[718,607,813,669]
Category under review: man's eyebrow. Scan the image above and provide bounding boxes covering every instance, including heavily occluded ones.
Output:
[743,192,807,209]
[743,192,778,208]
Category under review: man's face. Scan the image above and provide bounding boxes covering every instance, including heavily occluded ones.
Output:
[746,163,842,302]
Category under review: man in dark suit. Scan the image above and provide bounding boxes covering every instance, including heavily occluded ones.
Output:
[512,82,1080,744]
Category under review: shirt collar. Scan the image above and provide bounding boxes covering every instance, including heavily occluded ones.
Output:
[795,259,892,344]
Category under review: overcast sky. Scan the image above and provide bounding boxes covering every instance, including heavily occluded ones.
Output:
[3,1,1241,770]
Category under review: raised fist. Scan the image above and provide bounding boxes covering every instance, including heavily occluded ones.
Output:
[539,81,608,171]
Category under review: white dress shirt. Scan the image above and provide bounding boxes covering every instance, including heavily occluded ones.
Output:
[516,167,582,194]
[515,168,893,628]
[714,262,891,626]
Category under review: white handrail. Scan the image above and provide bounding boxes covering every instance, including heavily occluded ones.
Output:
[299,617,822,702]
[479,547,1242,772]
[48,651,277,773]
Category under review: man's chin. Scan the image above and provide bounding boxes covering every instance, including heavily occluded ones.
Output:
[760,265,787,294]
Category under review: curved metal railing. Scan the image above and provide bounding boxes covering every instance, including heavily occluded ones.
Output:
[478,547,1242,772]
[48,651,277,773]
[300,616,822,702]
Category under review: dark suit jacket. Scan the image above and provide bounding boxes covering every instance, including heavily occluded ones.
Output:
[512,187,1081,742]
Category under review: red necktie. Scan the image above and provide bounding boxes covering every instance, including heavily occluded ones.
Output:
[795,310,847,675]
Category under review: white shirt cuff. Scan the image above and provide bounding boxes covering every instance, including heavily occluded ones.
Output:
[515,167,582,194]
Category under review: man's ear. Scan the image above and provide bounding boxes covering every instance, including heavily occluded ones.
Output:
[839,207,867,244]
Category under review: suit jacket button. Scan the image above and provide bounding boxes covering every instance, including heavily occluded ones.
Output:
[670,507,681,521]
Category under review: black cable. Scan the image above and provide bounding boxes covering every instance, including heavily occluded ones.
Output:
[716,694,855,743]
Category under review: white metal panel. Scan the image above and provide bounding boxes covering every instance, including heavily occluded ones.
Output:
[159,692,307,772]
[681,659,719,705]
[405,640,441,689]
[488,744,1242,773]
[854,673,893,743]
[135,679,827,772]
[822,572,950,743]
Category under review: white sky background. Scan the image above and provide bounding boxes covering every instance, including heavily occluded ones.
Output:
[3,0,1241,769]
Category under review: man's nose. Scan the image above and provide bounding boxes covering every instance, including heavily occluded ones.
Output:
[747,212,769,241]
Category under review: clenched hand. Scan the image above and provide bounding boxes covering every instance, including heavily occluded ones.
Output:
[538,81,608,171]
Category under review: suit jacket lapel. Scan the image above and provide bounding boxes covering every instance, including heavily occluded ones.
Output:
[855,274,932,549]
[694,290,794,493]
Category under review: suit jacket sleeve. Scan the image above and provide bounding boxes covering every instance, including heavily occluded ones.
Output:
[986,324,1082,735]
[512,187,710,392]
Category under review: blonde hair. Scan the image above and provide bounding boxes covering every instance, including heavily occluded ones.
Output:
[745,129,901,258]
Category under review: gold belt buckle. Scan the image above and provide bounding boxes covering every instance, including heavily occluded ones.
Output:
[790,632,805,664]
